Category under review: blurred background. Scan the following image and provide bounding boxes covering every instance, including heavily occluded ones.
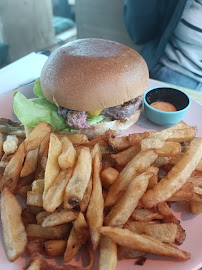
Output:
[0,0,140,68]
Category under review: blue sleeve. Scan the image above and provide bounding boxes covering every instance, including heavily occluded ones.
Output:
[124,0,162,44]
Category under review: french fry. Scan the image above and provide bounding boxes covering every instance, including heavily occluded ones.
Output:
[167,182,194,202]
[118,246,145,260]
[59,133,89,145]
[125,220,158,234]
[194,186,202,195]
[27,242,94,270]
[23,122,52,152]
[0,122,51,192]
[157,141,181,157]
[20,148,39,177]
[141,129,173,151]
[45,240,66,257]
[32,179,44,193]
[86,153,104,250]
[105,150,158,207]
[99,235,117,270]
[0,118,25,137]
[1,188,27,261]
[35,133,50,179]
[157,202,173,218]
[102,154,116,169]
[41,209,78,227]
[91,142,102,161]
[43,168,72,212]
[64,227,81,263]
[153,156,171,167]
[175,224,186,245]
[108,136,131,151]
[36,211,51,225]
[100,167,119,189]
[73,212,89,245]
[98,226,190,260]
[145,166,159,189]
[64,147,92,209]
[104,172,151,227]
[131,208,163,222]
[128,132,150,146]
[111,145,141,166]
[43,133,62,195]
[3,135,18,155]
[27,191,43,207]
[142,138,202,208]
[196,159,202,172]
[58,136,76,170]
[190,200,202,214]
[142,223,178,243]
[0,143,25,191]
[26,224,71,240]
[80,176,93,212]
[187,170,202,186]
[166,127,196,142]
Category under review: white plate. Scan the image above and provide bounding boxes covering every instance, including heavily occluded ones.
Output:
[0,79,202,270]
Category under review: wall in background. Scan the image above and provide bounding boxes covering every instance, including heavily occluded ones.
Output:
[0,0,55,63]
[75,0,141,51]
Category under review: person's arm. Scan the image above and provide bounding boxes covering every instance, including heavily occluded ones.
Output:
[124,0,162,44]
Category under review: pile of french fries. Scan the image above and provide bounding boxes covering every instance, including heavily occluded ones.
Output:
[0,120,202,269]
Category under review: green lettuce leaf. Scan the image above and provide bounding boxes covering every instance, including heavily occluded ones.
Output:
[87,115,105,125]
[33,78,45,98]
[13,92,66,131]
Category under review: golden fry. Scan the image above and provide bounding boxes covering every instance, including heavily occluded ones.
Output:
[1,188,27,261]
[41,209,78,227]
[43,168,72,212]
[3,135,18,155]
[58,136,76,170]
[101,167,119,190]
[43,133,62,195]
[99,226,190,260]
[99,235,117,270]
[111,145,141,166]
[0,122,51,192]
[64,227,81,263]
[64,147,92,209]
[166,127,196,142]
[20,149,39,177]
[86,153,104,250]
[80,176,93,213]
[45,240,66,257]
[142,138,202,208]
[105,150,158,207]
[26,224,71,240]
[104,172,151,227]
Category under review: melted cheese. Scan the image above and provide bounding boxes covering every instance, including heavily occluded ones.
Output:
[87,109,103,117]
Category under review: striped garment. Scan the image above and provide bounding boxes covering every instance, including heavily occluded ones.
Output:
[160,0,202,82]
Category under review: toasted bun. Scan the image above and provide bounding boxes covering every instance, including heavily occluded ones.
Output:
[40,38,149,111]
[57,109,141,139]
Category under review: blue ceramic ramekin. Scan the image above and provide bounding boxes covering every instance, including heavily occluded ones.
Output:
[143,87,191,125]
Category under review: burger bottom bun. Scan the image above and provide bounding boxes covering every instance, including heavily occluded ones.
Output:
[57,110,141,139]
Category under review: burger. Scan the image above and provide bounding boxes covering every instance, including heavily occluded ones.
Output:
[14,38,149,138]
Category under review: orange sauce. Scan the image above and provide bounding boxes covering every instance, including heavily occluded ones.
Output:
[150,102,177,112]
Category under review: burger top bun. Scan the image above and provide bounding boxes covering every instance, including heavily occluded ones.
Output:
[40,39,149,111]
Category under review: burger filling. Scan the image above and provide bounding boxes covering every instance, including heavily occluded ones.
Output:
[13,79,143,132]
[58,96,143,130]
